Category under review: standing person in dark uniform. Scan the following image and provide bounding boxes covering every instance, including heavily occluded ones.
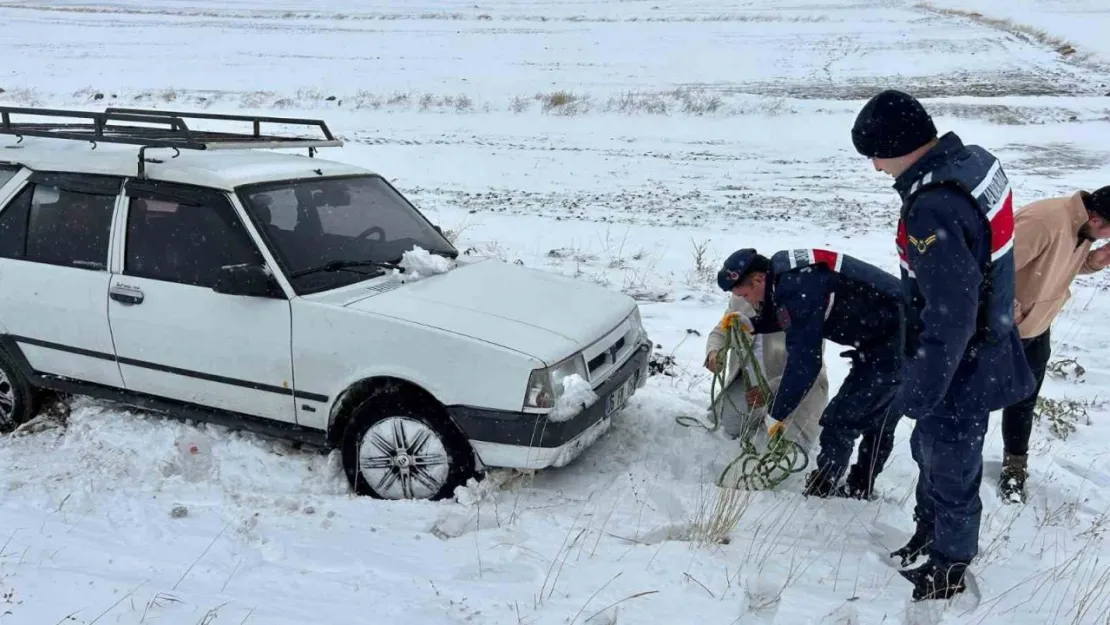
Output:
[715,247,904,498]
[851,89,1035,601]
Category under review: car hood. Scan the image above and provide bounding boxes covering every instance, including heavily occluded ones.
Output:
[344,258,636,364]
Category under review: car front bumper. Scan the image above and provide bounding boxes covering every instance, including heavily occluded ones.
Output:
[448,341,651,471]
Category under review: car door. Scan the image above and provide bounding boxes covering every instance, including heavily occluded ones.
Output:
[0,169,126,388]
[106,177,297,424]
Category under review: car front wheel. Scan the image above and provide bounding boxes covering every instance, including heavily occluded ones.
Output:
[0,347,37,435]
[340,393,474,500]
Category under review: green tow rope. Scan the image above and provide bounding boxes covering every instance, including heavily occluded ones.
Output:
[676,320,809,490]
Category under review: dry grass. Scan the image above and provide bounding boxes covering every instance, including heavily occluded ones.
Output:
[3,85,795,119]
[536,90,592,116]
[509,95,532,114]
[683,238,720,290]
[972,530,1110,625]
[974,507,1024,568]
[689,239,714,281]
[440,214,477,245]
[1047,357,1086,382]
[600,88,723,116]
[688,482,755,545]
[1034,396,1095,440]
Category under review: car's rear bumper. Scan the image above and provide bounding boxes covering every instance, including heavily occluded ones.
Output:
[447,341,650,470]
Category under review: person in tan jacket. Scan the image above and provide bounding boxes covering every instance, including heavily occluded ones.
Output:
[703,293,826,466]
[1001,185,1110,503]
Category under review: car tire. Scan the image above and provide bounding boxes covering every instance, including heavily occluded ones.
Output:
[0,347,39,434]
[340,391,475,501]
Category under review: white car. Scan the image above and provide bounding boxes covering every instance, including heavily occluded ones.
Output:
[0,106,651,500]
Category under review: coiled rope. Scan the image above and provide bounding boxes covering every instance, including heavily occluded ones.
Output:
[675,316,809,490]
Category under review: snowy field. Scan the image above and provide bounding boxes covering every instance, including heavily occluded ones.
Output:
[3,0,1110,624]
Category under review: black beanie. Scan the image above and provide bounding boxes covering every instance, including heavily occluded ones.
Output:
[1082,185,1110,221]
[851,89,938,159]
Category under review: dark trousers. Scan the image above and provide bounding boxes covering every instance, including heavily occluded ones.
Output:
[851,406,901,484]
[815,335,903,482]
[911,404,990,566]
[1001,328,1051,456]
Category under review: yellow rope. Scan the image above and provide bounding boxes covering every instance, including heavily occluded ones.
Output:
[676,316,808,490]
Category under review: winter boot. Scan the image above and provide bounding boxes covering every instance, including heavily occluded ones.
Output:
[999,453,1027,504]
[834,463,876,500]
[802,467,837,498]
[890,519,933,568]
[899,558,968,601]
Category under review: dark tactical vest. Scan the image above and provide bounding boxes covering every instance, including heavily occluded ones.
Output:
[897,144,1017,346]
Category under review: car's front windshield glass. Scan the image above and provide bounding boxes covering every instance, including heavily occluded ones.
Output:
[237,174,456,293]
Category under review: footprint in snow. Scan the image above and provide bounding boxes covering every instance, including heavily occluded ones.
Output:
[452,560,539,584]
[1053,456,1110,489]
[816,603,859,625]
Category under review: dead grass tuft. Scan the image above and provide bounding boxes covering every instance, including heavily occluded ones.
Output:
[689,482,754,545]
[509,95,532,114]
[1047,357,1086,382]
[536,90,591,116]
[1034,396,1095,440]
[600,88,723,115]
[604,91,669,115]
[672,87,723,115]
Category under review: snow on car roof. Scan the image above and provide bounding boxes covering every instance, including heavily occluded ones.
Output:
[0,136,372,190]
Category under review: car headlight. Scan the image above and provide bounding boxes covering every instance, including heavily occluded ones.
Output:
[629,306,644,337]
[523,353,589,410]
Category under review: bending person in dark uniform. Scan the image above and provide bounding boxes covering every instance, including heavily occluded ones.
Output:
[716,248,904,498]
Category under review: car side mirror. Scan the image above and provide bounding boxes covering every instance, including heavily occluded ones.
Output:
[213,264,279,297]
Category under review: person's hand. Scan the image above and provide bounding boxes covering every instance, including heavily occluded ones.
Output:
[1091,245,1110,271]
[1013,300,1026,326]
[717,312,753,333]
[704,350,720,373]
[745,386,765,408]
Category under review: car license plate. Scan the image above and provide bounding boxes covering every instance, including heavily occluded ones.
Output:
[605,374,637,416]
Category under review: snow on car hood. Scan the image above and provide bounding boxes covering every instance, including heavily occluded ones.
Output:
[345,258,637,364]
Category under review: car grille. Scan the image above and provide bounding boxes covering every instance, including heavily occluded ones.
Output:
[582,315,639,386]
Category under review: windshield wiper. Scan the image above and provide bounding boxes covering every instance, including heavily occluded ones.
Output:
[290,259,405,279]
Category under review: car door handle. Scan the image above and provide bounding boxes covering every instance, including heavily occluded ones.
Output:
[109,285,144,305]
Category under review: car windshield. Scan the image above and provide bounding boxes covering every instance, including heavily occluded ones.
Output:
[236,174,456,293]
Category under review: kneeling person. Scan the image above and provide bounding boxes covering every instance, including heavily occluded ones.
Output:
[717,248,905,497]
[703,292,827,455]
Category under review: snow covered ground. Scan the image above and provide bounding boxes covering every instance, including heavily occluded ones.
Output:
[2,0,1110,623]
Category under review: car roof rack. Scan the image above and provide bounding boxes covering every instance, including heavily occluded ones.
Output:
[0,105,344,178]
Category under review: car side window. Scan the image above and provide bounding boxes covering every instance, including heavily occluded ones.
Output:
[124,190,265,288]
[27,183,116,270]
[0,185,31,259]
[0,179,116,270]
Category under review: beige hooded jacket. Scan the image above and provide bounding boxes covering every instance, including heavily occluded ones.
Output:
[704,295,828,447]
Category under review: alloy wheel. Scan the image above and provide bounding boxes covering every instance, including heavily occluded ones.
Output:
[357,416,451,499]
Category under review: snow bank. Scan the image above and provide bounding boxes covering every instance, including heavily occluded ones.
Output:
[549,373,598,422]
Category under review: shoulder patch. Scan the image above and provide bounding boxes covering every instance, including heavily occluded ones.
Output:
[907,233,938,254]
